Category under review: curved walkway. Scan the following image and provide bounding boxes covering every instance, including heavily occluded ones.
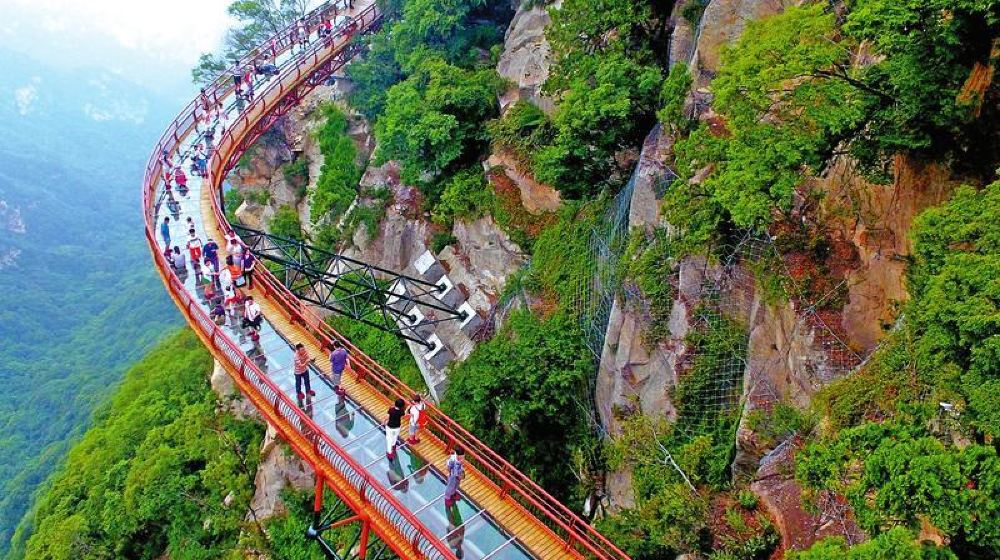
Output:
[141,3,630,560]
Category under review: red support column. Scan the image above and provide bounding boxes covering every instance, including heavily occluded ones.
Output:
[358,518,371,559]
[313,475,325,529]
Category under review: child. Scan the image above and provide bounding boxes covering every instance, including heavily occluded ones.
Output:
[406,395,426,444]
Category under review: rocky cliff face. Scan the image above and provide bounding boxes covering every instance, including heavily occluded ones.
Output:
[592,0,964,552]
[496,1,557,114]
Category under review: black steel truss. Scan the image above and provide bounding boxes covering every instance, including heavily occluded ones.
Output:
[307,497,393,560]
[234,225,466,349]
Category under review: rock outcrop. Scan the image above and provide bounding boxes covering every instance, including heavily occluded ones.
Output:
[248,423,314,521]
[342,161,526,398]
[689,0,799,86]
[496,1,556,114]
[751,441,865,553]
[485,152,561,215]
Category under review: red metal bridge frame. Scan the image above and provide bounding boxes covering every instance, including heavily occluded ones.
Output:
[141,3,632,559]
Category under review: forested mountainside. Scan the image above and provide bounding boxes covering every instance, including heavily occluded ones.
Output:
[0,49,179,553]
[6,329,328,559]
[12,0,999,558]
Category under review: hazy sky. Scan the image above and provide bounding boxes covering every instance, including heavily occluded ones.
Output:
[0,0,238,98]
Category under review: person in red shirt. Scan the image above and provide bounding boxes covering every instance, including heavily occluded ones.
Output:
[293,343,315,401]
[174,167,188,196]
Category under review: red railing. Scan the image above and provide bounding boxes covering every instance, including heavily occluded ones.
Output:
[142,3,631,560]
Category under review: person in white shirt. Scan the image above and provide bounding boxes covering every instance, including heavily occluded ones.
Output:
[187,229,203,262]
[242,296,263,330]
[406,394,426,445]
[226,231,244,257]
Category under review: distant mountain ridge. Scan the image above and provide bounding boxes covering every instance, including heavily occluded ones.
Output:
[0,47,183,554]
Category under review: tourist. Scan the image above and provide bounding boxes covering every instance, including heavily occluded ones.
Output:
[211,301,227,325]
[406,394,426,445]
[187,229,203,263]
[384,398,405,460]
[226,255,244,287]
[329,340,348,396]
[241,251,256,289]
[226,231,244,256]
[443,447,465,508]
[171,246,187,270]
[203,238,220,272]
[293,343,316,400]
[174,167,188,196]
[160,216,171,247]
[242,295,262,330]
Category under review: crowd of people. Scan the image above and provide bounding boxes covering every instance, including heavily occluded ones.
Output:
[152,0,471,536]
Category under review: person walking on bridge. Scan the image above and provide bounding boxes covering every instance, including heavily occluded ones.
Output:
[160,216,171,247]
[241,251,256,289]
[328,340,348,396]
[203,238,220,272]
[242,295,262,330]
[385,399,405,460]
[171,246,187,271]
[293,343,316,401]
[187,229,203,263]
[443,447,465,509]
[174,167,188,197]
[406,394,426,445]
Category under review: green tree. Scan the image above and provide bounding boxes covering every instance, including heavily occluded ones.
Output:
[269,205,304,241]
[442,311,593,500]
[311,104,362,225]
[668,5,870,233]
[432,166,496,226]
[790,526,957,560]
[374,58,503,184]
[192,0,309,84]
[20,330,265,560]
[844,0,1000,178]
[534,52,662,197]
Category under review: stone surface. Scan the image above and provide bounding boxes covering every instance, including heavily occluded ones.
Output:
[446,216,526,306]
[668,0,699,67]
[689,0,798,86]
[628,124,674,230]
[751,441,865,552]
[496,2,556,113]
[485,152,561,215]
[248,423,314,521]
[811,156,956,353]
[210,359,259,420]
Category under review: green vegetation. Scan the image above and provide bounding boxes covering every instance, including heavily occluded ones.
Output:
[432,167,496,227]
[311,104,363,226]
[666,0,1000,247]
[374,59,504,185]
[789,526,957,560]
[443,311,592,501]
[268,205,304,242]
[601,414,778,559]
[0,60,180,551]
[11,330,265,559]
[789,182,1000,558]
[282,157,310,198]
[622,228,677,346]
[532,0,668,197]
[327,313,427,393]
[191,0,308,84]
